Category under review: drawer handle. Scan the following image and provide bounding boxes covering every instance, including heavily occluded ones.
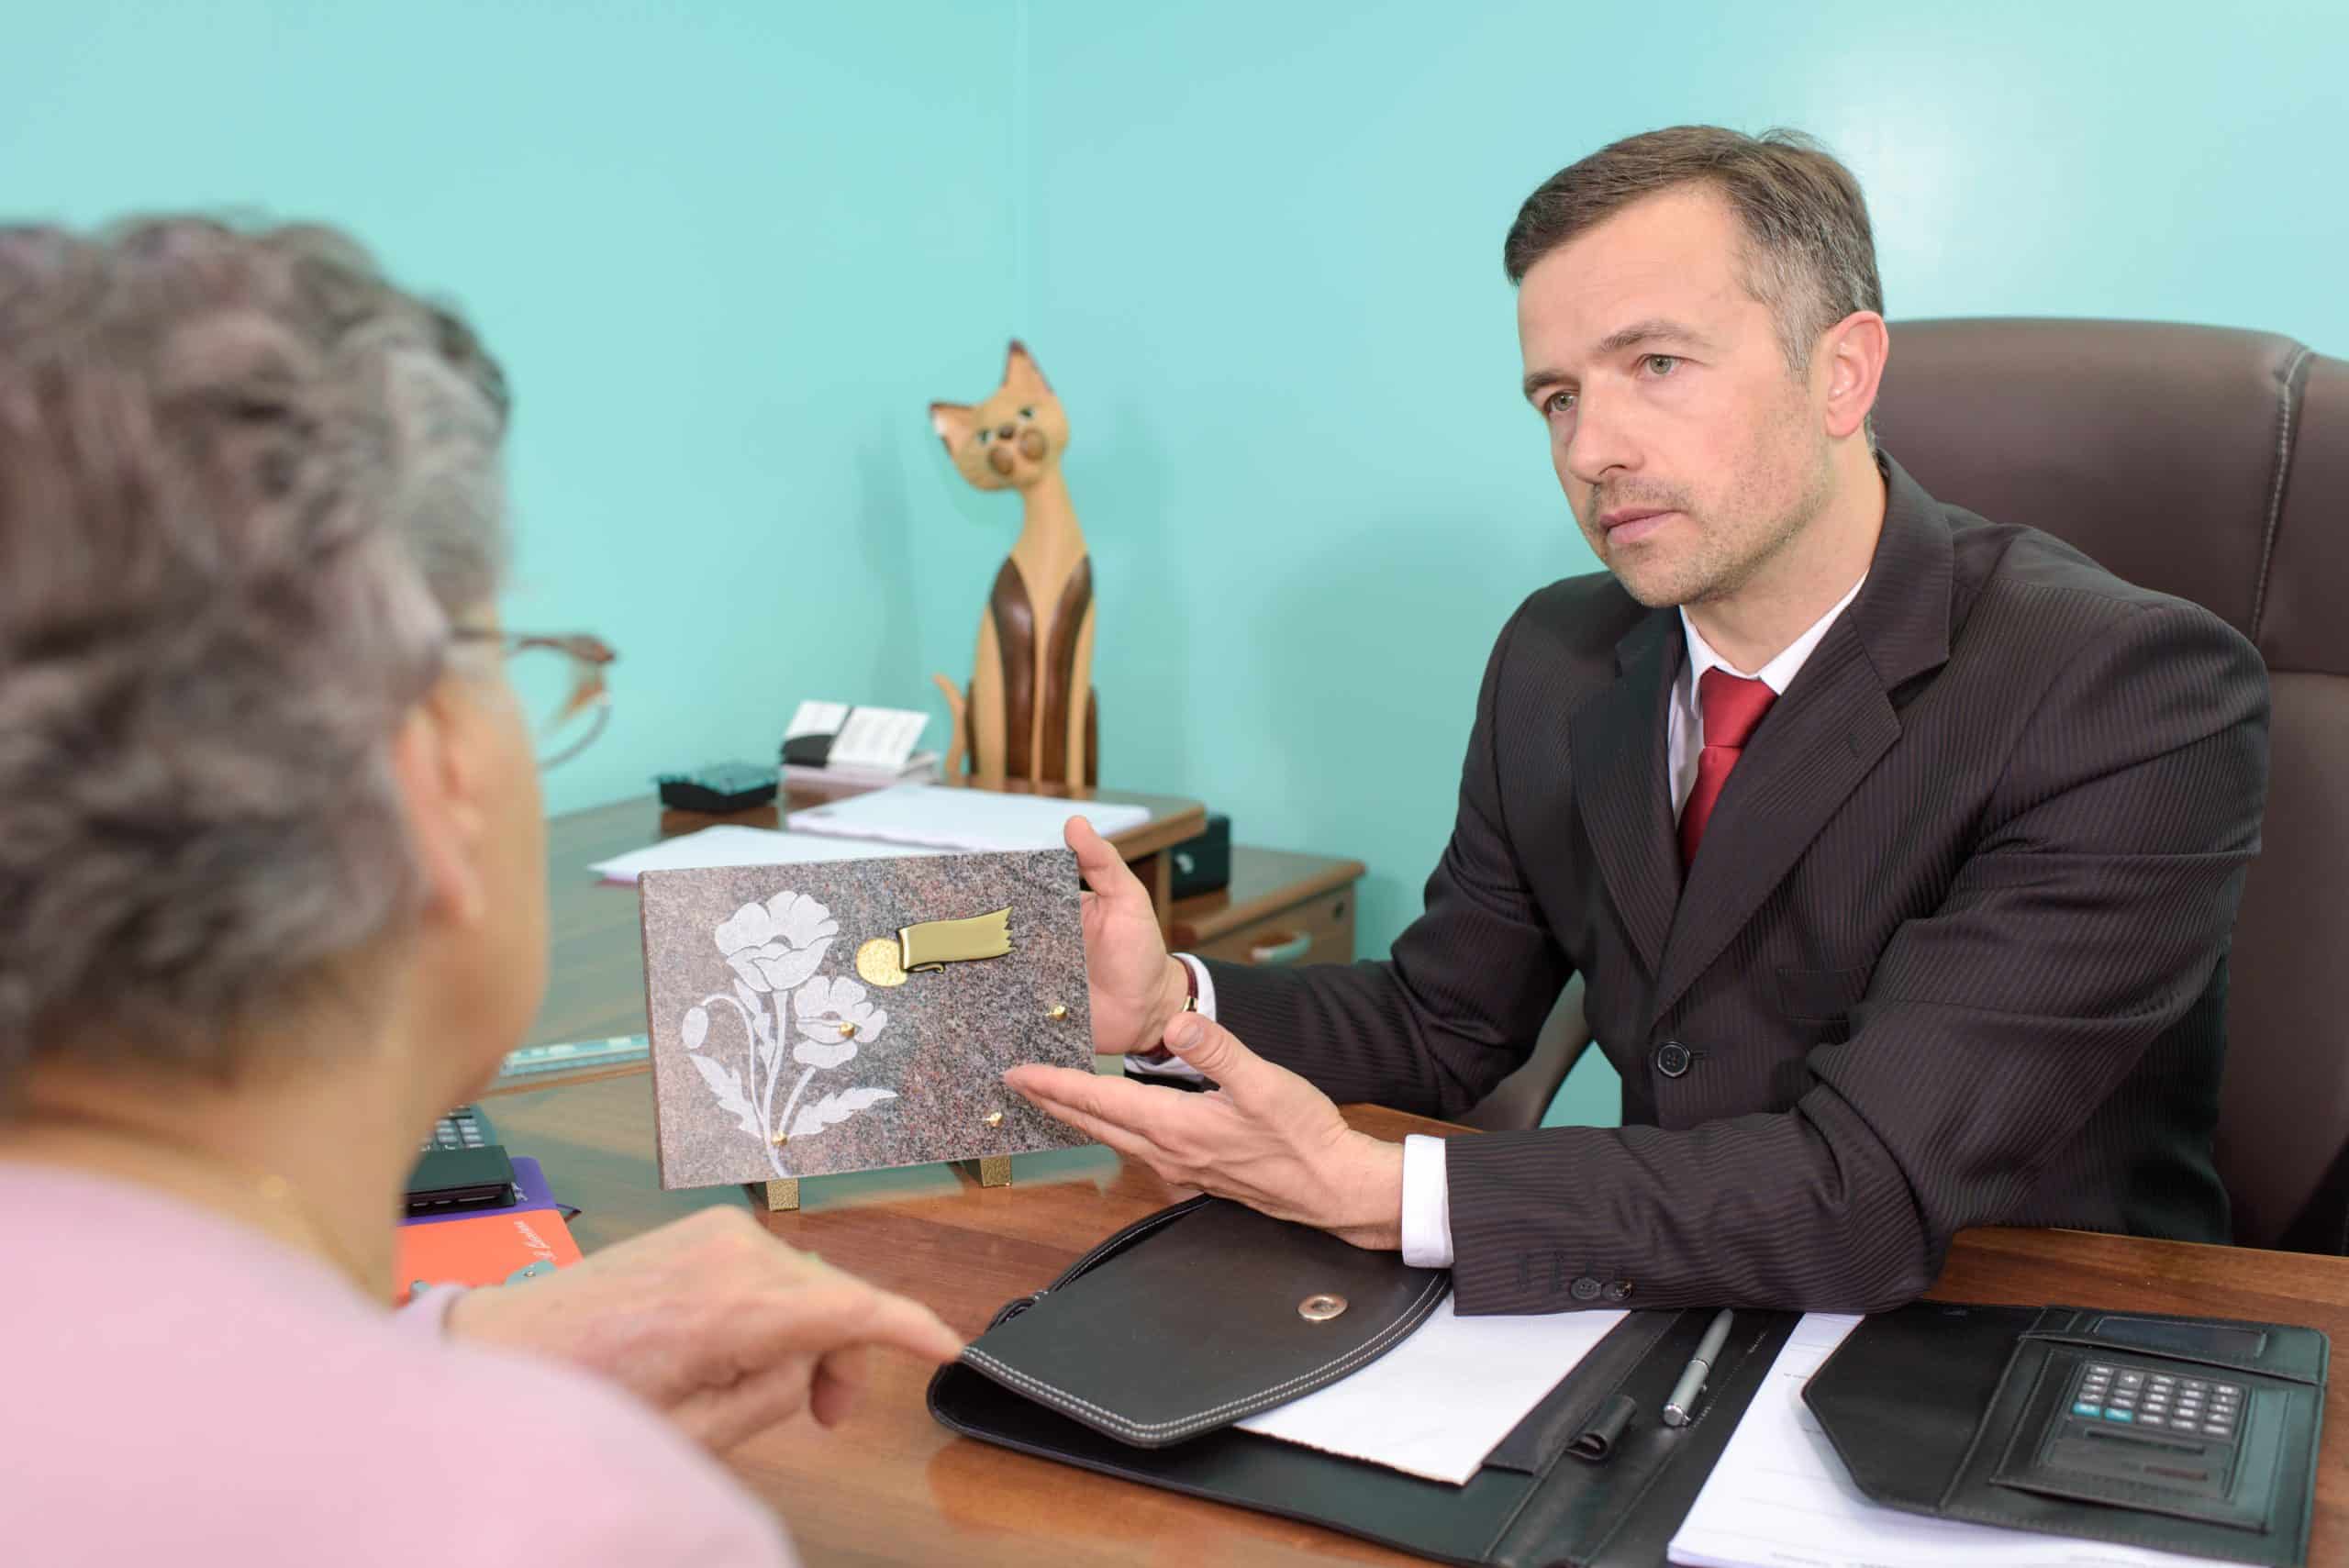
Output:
[1249,930,1313,966]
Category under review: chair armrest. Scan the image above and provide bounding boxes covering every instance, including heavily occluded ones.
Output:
[1458,975,1593,1132]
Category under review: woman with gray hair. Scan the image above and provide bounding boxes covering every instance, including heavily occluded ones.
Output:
[0,219,960,1563]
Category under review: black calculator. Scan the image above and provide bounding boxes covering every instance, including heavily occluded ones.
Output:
[420,1103,495,1153]
[2069,1359,2244,1441]
[2028,1352,2257,1516]
[406,1104,514,1217]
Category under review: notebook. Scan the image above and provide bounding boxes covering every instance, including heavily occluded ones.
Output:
[394,1207,582,1305]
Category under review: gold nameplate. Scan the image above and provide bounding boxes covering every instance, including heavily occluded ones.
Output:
[854,908,1011,988]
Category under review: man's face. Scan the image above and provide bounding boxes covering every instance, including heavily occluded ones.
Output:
[1517,183,1832,608]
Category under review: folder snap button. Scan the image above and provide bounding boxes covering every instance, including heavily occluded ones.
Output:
[1298,1294,1348,1321]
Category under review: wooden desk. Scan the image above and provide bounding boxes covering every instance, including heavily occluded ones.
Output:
[527,784,1206,1050]
[483,1071,2349,1567]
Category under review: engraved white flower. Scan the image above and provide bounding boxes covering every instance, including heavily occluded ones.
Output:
[714,891,837,994]
[790,973,889,1069]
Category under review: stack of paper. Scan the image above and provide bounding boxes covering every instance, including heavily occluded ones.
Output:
[587,824,941,884]
[786,784,1151,852]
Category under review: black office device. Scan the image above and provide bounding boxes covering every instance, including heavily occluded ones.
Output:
[1169,813,1231,899]
[406,1103,516,1217]
[655,762,779,815]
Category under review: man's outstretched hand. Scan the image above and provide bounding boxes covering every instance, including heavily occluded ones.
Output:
[1007,1008,1405,1250]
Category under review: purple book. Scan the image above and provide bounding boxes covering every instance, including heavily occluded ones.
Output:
[402,1155,559,1228]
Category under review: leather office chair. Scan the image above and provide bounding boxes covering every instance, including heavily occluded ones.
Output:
[1471,318,2349,1259]
[1876,318,2348,1255]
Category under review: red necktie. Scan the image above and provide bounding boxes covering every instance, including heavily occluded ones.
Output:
[1679,667,1777,867]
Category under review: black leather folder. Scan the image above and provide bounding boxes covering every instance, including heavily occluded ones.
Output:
[930,1195,1802,1567]
[1806,1302,2328,1567]
[930,1196,2330,1567]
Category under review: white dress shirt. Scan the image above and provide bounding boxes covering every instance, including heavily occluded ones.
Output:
[1139,574,1867,1267]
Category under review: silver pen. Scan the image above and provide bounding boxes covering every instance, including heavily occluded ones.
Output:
[1661,1308,1736,1428]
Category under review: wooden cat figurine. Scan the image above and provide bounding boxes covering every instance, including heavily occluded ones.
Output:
[929,340,1098,787]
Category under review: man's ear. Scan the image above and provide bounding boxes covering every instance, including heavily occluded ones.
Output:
[388,681,490,929]
[929,401,975,451]
[1818,311,1889,442]
[1003,339,1052,397]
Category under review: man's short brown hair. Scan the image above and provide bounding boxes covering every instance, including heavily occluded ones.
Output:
[1504,126,1884,373]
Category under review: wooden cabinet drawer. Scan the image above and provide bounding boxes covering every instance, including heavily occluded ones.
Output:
[1190,886,1356,968]
[1169,845,1367,969]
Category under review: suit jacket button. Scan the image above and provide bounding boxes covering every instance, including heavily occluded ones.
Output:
[1570,1274,1603,1301]
[1654,1040,1692,1078]
[1606,1280,1634,1301]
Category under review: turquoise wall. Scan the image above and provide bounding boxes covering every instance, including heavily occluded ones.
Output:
[10,2,2344,1125]
[0,0,1025,821]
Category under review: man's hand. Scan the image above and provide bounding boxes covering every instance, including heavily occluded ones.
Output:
[1005,1010,1405,1249]
[444,1207,963,1453]
[1067,815,1192,1055]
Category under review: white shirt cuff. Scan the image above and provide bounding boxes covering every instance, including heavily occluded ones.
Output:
[1122,954,1215,1082]
[1399,1134,1455,1268]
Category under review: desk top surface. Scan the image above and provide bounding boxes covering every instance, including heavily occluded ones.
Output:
[484,1068,2349,1567]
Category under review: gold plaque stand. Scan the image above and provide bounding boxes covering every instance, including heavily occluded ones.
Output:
[749,1159,1007,1214]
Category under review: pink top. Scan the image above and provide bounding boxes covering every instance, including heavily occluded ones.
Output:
[0,1163,796,1566]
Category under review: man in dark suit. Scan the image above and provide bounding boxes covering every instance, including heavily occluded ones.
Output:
[1005,127,2269,1314]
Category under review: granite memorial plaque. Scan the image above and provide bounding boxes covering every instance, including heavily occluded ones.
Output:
[640,848,1097,1189]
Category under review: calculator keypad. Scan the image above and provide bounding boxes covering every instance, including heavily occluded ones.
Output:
[2071,1362,2242,1439]
[420,1106,489,1153]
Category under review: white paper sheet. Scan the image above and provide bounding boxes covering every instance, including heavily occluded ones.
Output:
[1668,1314,2211,1568]
[586,824,941,884]
[1235,1296,1629,1485]
[786,784,1152,852]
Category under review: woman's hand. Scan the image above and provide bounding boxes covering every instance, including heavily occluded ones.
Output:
[444,1206,963,1452]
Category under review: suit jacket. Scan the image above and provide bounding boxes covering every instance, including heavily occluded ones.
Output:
[1207,456,2270,1315]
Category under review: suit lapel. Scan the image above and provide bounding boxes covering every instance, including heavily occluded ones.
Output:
[1569,608,1682,981]
[1645,457,1957,1029]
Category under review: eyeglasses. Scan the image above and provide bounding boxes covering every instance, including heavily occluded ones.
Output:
[450,629,617,769]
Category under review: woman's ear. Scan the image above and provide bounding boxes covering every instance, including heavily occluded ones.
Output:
[388,681,490,928]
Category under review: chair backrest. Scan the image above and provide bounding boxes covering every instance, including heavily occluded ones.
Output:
[1874,318,2349,1251]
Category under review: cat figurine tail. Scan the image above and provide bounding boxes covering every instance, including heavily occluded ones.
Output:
[931,673,971,779]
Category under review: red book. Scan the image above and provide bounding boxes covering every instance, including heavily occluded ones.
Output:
[394,1207,582,1305]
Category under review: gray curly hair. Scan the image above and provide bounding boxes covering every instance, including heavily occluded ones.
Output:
[0,217,509,1092]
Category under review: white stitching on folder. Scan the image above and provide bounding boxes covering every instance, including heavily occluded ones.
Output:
[962,1273,1450,1440]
